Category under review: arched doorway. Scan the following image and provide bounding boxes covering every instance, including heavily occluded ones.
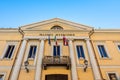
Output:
[45,74,68,80]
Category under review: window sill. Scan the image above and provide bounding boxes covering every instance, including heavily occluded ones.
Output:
[0,58,13,60]
[77,64,84,67]
[78,58,85,60]
[77,64,91,68]
[28,58,34,61]
[99,57,112,60]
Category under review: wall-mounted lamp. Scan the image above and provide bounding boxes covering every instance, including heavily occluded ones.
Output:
[24,61,29,73]
[84,59,88,72]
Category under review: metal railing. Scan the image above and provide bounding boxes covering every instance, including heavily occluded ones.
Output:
[42,56,71,70]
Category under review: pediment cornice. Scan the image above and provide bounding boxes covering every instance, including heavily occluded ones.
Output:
[20,18,93,31]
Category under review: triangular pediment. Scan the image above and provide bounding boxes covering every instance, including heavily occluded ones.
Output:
[21,18,93,31]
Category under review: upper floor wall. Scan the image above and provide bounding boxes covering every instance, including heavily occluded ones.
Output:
[0,18,120,66]
[91,29,120,41]
[0,29,22,40]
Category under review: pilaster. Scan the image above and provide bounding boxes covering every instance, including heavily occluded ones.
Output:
[10,39,28,80]
[35,39,45,80]
[85,39,102,80]
[68,40,78,80]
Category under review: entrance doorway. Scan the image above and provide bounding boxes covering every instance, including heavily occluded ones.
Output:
[45,74,68,80]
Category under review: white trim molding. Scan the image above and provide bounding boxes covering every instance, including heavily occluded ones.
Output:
[114,42,120,53]
[100,65,120,68]
[24,36,89,40]
[21,65,36,70]
[0,66,12,70]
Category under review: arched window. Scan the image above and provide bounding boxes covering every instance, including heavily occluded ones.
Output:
[51,25,63,30]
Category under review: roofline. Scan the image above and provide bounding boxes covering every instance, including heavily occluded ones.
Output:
[0,28,18,30]
[0,28,120,32]
[20,18,93,30]
[0,28,19,33]
[94,29,120,33]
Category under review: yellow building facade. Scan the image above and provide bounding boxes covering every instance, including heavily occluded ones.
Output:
[0,18,120,80]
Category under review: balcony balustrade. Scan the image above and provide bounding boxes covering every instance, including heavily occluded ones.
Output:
[42,56,71,70]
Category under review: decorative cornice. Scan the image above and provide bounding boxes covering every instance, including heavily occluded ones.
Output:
[21,65,35,70]
[100,65,120,68]
[0,66,12,69]
[23,36,89,40]
[22,29,90,32]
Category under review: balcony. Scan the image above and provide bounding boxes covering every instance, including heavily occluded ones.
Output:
[42,56,71,70]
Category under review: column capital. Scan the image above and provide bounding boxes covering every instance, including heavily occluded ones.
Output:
[85,38,90,41]
[68,38,74,41]
[39,38,46,41]
[23,38,29,41]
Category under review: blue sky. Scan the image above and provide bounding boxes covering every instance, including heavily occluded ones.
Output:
[0,0,120,29]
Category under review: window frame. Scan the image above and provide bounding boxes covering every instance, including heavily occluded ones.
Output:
[1,42,17,60]
[76,45,85,59]
[24,41,39,66]
[115,42,120,52]
[53,45,60,56]
[118,45,120,51]
[28,45,37,59]
[96,43,110,59]
[0,72,6,80]
[51,42,62,56]
[4,45,15,59]
[74,42,88,66]
[51,25,63,30]
[107,72,119,80]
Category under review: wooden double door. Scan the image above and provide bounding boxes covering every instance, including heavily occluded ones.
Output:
[45,74,68,80]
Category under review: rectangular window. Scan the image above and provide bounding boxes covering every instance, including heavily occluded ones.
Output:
[76,45,85,59]
[98,45,108,58]
[118,45,120,51]
[28,46,37,59]
[4,45,15,59]
[108,73,118,80]
[0,74,4,80]
[53,45,60,56]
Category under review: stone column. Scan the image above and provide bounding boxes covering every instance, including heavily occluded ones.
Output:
[35,39,44,80]
[86,39,102,80]
[69,40,78,80]
[10,39,27,80]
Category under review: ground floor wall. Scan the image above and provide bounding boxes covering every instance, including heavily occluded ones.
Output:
[1,66,120,80]
[16,67,95,80]
[42,68,71,80]
[18,68,35,80]
[77,68,94,80]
